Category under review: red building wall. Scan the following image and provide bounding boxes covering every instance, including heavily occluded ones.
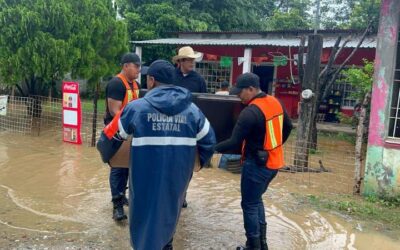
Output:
[192,45,375,118]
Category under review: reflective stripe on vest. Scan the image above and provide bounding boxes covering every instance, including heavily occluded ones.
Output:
[242,95,285,169]
[117,73,139,107]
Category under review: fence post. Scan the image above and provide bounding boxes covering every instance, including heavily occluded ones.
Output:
[91,82,100,147]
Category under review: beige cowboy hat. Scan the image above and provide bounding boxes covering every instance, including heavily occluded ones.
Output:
[172,46,202,63]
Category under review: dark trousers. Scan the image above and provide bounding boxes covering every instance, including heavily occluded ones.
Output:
[109,167,129,198]
[240,159,277,238]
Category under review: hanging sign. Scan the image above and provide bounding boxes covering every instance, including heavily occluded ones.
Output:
[0,95,8,116]
[238,57,245,66]
[273,56,288,66]
[204,53,218,61]
[62,81,82,144]
[220,56,232,67]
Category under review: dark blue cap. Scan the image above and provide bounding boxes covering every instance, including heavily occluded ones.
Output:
[140,66,149,75]
[146,60,175,85]
[221,81,229,88]
[230,73,260,95]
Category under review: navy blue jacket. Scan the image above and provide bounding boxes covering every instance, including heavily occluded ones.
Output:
[174,68,207,93]
[118,85,216,250]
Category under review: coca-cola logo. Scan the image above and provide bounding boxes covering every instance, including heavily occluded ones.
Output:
[63,83,78,92]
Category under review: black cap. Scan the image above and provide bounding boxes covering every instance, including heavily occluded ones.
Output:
[120,52,141,65]
[147,60,175,85]
[230,73,260,95]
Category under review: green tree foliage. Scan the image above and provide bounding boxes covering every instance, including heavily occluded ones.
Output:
[321,0,380,32]
[343,60,374,102]
[119,0,266,31]
[70,0,128,87]
[0,0,128,96]
[347,0,380,31]
[266,9,311,30]
[117,0,316,62]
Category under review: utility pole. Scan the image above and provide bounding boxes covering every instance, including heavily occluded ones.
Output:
[314,0,321,34]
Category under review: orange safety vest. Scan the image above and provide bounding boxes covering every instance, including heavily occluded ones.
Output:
[117,73,139,107]
[103,74,139,139]
[242,95,285,169]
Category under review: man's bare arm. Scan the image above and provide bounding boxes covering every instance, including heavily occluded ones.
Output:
[107,98,123,117]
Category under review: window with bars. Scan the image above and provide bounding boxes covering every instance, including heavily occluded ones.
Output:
[388,30,400,139]
[332,79,358,108]
[196,61,232,93]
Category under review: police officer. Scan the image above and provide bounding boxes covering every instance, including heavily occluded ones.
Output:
[215,73,292,250]
[116,60,216,249]
[104,52,141,221]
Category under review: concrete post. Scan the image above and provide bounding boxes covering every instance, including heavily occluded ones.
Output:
[242,48,252,73]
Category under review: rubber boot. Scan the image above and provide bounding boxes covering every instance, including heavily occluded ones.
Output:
[122,195,129,206]
[163,238,173,250]
[236,236,261,250]
[112,195,127,221]
[182,199,188,208]
[260,223,268,250]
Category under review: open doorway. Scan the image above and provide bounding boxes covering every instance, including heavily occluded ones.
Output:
[252,65,275,94]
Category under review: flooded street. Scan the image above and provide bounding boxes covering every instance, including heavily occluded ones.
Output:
[0,132,399,250]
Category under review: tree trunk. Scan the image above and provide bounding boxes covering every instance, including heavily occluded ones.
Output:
[48,84,52,102]
[293,35,323,170]
[91,82,100,147]
[353,91,371,194]
[11,86,15,101]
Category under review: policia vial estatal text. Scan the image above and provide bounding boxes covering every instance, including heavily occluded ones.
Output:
[147,113,187,132]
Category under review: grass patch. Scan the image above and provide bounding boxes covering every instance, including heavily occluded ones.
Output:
[289,128,356,145]
[40,98,106,114]
[81,98,106,113]
[305,194,400,229]
[318,131,356,145]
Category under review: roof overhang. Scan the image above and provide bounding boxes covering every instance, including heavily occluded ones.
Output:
[131,37,376,48]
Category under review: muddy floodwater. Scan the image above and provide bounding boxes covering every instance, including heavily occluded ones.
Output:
[0,132,399,250]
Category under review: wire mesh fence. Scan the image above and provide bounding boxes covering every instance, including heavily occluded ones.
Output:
[279,136,357,194]
[0,96,33,135]
[0,94,361,195]
[0,95,105,146]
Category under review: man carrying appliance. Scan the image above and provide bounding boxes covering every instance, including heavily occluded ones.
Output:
[215,73,292,250]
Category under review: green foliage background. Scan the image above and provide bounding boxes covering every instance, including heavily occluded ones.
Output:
[0,0,381,96]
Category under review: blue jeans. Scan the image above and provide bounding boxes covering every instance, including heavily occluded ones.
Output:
[241,159,278,238]
[109,167,129,198]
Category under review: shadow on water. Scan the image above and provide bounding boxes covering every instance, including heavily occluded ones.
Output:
[0,133,399,249]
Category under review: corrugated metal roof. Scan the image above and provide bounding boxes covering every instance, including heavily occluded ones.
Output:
[131,37,376,48]
[173,29,367,35]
